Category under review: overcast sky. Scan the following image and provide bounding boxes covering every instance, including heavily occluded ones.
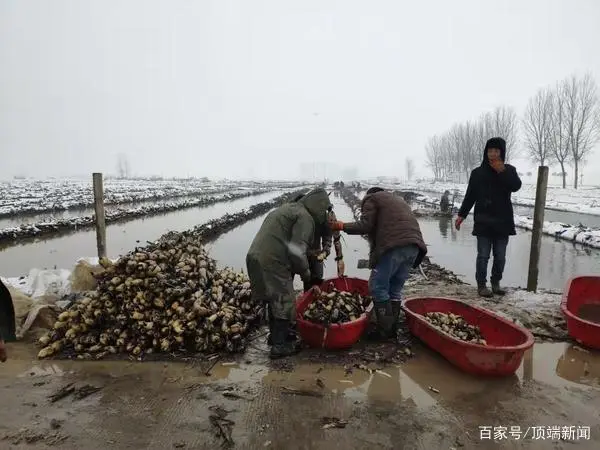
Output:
[1,0,599,183]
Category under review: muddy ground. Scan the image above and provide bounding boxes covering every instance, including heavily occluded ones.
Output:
[2,245,598,449]
[2,324,600,450]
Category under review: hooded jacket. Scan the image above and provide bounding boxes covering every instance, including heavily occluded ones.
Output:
[457,137,522,237]
[292,193,340,257]
[247,187,332,280]
[343,188,428,269]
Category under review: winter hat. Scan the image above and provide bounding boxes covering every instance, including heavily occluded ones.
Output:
[366,187,385,195]
[485,137,506,153]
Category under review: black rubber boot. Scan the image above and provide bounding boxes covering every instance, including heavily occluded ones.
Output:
[477,283,493,298]
[390,301,402,335]
[491,282,506,296]
[267,323,297,345]
[374,303,394,339]
[269,319,301,359]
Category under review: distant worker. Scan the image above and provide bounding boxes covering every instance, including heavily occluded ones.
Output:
[293,195,345,290]
[455,137,522,298]
[330,187,427,339]
[246,188,332,358]
[440,190,451,213]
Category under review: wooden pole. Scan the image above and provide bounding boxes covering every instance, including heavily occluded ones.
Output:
[92,173,107,260]
[526,166,549,292]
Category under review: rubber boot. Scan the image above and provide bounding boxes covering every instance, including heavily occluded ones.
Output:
[477,283,493,298]
[374,303,394,339]
[390,301,402,335]
[269,319,301,359]
[491,282,506,296]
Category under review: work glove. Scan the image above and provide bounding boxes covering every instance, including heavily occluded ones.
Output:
[330,221,344,232]
[316,251,327,261]
[336,259,345,277]
[455,216,464,231]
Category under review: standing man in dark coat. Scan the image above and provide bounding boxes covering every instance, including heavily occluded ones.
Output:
[246,188,332,358]
[330,187,428,338]
[455,137,522,297]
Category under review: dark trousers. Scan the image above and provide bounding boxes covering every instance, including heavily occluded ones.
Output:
[476,236,509,285]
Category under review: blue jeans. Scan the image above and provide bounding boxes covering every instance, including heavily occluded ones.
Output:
[476,236,509,284]
[369,245,419,305]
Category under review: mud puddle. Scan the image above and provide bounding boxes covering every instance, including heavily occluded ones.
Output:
[2,340,600,449]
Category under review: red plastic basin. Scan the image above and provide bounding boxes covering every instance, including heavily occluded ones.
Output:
[561,276,600,350]
[296,277,372,349]
[402,297,534,377]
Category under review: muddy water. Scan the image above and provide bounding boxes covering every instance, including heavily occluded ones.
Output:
[419,216,600,291]
[0,191,281,277]
[207,191,372,291]
[578,304,600,324]
[1,340,599,449]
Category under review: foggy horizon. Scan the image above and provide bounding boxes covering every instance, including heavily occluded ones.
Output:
[1,0,600,183]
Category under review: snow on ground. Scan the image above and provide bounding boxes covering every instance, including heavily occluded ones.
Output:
[362,179,600,216]
[0,178,300,217]
[412,192,600,249]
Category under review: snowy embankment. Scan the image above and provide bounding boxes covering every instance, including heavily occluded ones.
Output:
[0,178,300,217]
[363,179,600,216]
[412,193,600,249]
[0,188,279,245]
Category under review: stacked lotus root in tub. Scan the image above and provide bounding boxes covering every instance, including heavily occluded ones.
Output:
[302,285,373,325]
[37,233,264,360]
[422,312,487,345]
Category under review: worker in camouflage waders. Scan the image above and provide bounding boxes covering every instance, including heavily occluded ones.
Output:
[246,188,332,359]
[292,195,345,290]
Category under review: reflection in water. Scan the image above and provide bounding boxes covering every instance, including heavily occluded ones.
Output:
[555,343,600,387]
[438,217,450,238]
[419,217,600,291]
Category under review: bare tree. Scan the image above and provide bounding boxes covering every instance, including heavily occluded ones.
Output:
[547,82,571,188]
[405,157,415,181]
[481,106,519,161]
[562,73,600,189]
[116,153,131,179]
[522,87,554,166]
[425,135,443,180]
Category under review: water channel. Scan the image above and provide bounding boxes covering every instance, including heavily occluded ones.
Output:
[209,191,600,292]
[0,191,281,277]
[2,190,600,291]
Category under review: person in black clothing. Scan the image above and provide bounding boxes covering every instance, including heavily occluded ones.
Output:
[440,190,451,213]
[455,137,522,297]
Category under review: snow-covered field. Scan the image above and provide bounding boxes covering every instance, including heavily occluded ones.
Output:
[0,178,299,217]
[0,187,284,244]
[364,179,600,216]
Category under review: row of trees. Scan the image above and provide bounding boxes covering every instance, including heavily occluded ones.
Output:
[425,106,518,183]
[425,73,600,188]
[523,73,600,188]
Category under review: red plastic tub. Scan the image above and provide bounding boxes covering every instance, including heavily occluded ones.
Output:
[561,276,600,350]
[296,277,372,349]
[402,297,534,377]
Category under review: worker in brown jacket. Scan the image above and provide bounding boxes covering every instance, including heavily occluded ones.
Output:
[330,187,427,338]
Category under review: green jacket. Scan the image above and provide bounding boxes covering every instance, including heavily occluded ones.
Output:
[247,188,332,280]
